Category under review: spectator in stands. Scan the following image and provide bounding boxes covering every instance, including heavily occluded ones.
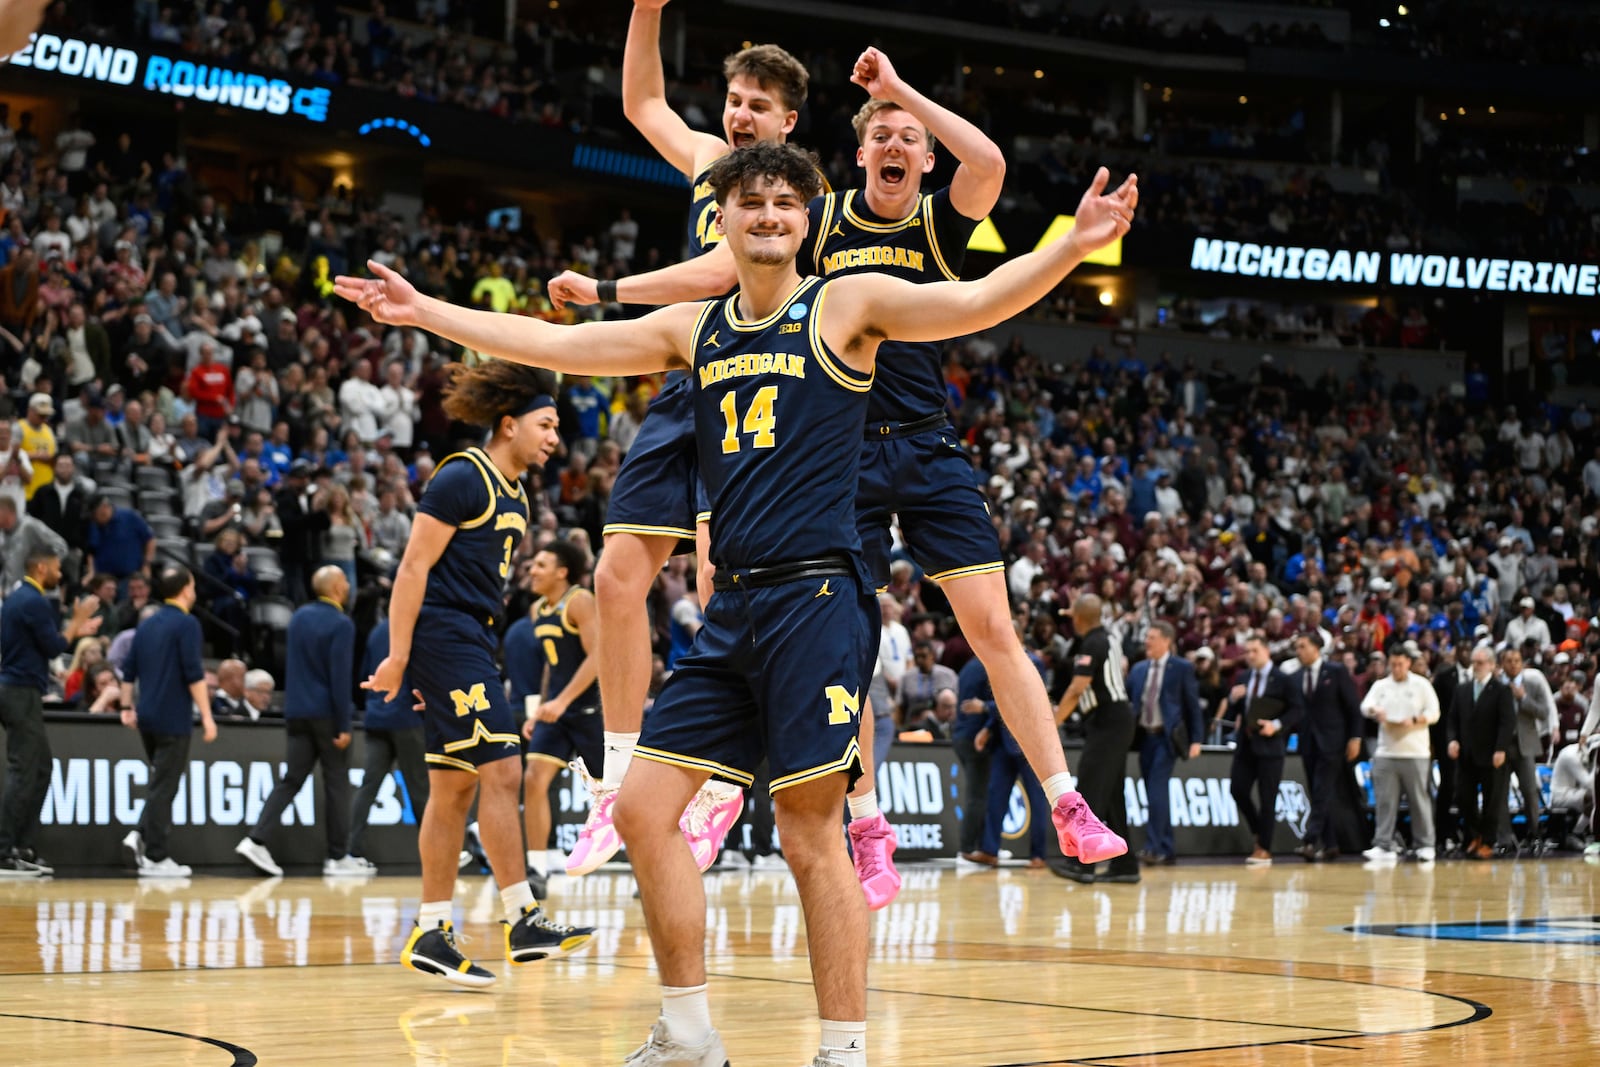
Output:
[379,360,418,451]
[1505,597,1553,652]
[116,399,153,464]
[370,485,412,559]
[0,420,33,512]
[18,393,56,500]
[29,452,90,561]
[62,387,118,462]
[211,658,250,720]
[339,358,384,443]
[275,460,328,601]
[0,547,100,876]
[202,529,257,648]
[186,343,234,438]
[0,496,66,594]
[234,348,279,434]
[318,484,364,592]
[82,664,123,715]
[242,669,275,721]
[120,564,217,878]
[898,642,959,727]
[86,493,155,582]
[62,636,108,704]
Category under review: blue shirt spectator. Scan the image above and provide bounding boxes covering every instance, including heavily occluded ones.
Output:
[86,498,153,580]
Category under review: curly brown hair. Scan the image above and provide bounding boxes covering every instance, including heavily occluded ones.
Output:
[441,359,558,429]
[709,142,824,206]
[723,44,808,113]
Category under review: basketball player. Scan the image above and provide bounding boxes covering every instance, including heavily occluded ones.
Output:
[513,540,602,900]
[545,0,815,878]
[552,47,1115,901]
[362,361,593,988]
[338,140,1135,1067]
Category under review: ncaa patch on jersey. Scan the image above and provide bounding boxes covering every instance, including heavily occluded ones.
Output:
[788,303,807,319]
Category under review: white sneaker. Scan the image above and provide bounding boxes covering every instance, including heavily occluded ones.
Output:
[121,830,145,867]
[622,1019,728,1066]
[347,855,378,873]
[720,850,751,870]
[1362,846,1397,863]
[324,855,373,877]
[1415,847,1436,863]
[751,853,788,871]
[235,838,283,877]
[138,856,192,878]
[457,849,475,871]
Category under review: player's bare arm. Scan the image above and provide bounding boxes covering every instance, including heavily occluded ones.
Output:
[852,47,1005,219]
[623,0,727,178]
[334,261,699,377]
[819,167,1136,365]
[549,239,738,311]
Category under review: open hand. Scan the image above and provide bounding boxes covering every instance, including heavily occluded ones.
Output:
[1069,167,1137,254]
[850,47,904,100]
[361,656,407,704]
[548,270,599,310]
[332,261,423,327]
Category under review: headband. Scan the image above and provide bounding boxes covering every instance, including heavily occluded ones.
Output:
[502,394,556,423]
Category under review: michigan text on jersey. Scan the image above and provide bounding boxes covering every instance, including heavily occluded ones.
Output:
[697,351,808,388]
[820,247,926,274]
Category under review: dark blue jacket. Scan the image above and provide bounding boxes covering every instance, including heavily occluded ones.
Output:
[284,598,355,734]
[125,602,204,735]
[0,579,69,691]
[955,656,995,743]
[1128,654,1206,749]
[361,621,417,732]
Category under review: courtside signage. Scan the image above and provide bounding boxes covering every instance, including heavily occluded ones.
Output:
[4,33,331,123]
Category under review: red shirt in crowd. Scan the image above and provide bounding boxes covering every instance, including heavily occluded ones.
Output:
[187,360,234,419]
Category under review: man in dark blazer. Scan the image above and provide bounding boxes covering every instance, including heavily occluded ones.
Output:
[27,452,91,557]
[1448,645,1514,860]
[1291,632,1363,862]
[1431,644,1474,849]
[1128,620,1204,865]
[1227,635,1302,864]
[235,566,362,877]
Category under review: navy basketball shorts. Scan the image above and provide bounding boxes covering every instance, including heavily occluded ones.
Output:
[636,571,878,794]
[525,704,604,778]
[855,426,1004,589]
[604,376,699,552]
[407,608,522,772]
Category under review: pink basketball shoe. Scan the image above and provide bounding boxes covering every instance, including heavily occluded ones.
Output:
[566,782,622,876]
[679,785,745,873]
[847,813,902,910]
[1051,792,1128,865]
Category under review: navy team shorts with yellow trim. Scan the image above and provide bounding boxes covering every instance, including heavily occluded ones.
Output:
[525,704,604,778]
[855,423,1004,588]
[407,607,522,772]
[603,376,699,553]
[636,570,878,794]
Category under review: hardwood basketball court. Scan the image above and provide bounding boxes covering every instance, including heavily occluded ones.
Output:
[2,858,1596,1064]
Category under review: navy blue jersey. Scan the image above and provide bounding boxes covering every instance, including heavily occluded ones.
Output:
[807,187,979,423]
[532,587,599,707]
[501,615,540,705]
[416,447,529,625]
[691,275,873,569]
[687,159,728,259]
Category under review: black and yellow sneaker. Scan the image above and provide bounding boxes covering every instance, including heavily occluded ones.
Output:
[401,920,497,988]
[504,905,595,964]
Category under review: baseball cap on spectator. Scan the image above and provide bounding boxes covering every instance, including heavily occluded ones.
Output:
[1474,625,1490,638]
[134,312,153,325]
[1392,640,1422,661]
[28,393,54,416]
[82,387,104,408]
[1554,652,1571,665]
[288,460,312,478]
[1519,597,1534,609]
[1195,647,1215,662]
[1551,527,1565,538]
[1369,577,1392,593]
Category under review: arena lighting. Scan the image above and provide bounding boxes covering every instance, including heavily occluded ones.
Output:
[1379,17,1391,27]
[357,117,431,147]
[1098,289,1115,306]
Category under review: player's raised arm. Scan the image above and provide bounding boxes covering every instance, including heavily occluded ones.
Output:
[548,239,739,310]
[623,0,726,179]
[823,168,1136,354]
[333,261,698,377]
[852,47,1005,219]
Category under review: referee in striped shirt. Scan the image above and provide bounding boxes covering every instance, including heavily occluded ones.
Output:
[1052,595,1140,884]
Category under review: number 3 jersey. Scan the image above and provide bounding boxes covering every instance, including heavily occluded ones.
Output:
[415,446,530,627]
[691,275,872,571]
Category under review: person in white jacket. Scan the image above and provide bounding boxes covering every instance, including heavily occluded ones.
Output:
[378,360,418,450]
[338,360,384,443]
[1360,640,1441,862]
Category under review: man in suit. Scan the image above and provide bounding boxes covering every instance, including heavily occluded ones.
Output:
[1227,635,1302,864]
[27,453,91,560]
[1448,646,1513,859]
[1497,648,1552,847]
[1431,644,1473,849]
[1128,620,1203,865]
[235,566,365,877]
[274,460,330,602]
[1292,632,1363,862]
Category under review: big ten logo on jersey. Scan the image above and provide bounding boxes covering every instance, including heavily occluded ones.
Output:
[40,756,418,829]
[450,683,490,717]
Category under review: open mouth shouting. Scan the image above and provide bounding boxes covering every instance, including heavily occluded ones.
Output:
[879,161,907,186]
[731,131,757,147]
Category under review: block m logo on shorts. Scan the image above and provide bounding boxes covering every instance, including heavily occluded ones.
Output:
[824,685,860,726]
[450,684,490,718]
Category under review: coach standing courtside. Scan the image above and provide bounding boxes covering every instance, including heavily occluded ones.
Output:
[120,565,217,878]
[0,549,100,877]
[1226,636,1301,865]
[1292,632,1363,862]
[236,566,366,876]
[1448,645,1513,860]
[1126,620,1203,866]
[1052,595,1141,884]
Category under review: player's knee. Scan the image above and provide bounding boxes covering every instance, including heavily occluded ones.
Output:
[595,548,648,606]
[963,605,1020,657]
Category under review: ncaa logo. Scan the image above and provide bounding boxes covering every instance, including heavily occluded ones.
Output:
[787,303,808,320]
[1275,780,1310,838]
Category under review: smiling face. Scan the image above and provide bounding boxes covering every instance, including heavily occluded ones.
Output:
[855,106,934,205]
[717,176,809,268]
[722,74,797,150]
[509,408,562,470]
[529,549,569,600]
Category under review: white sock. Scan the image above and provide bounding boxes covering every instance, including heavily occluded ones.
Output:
[660,983,712,1046]
[602,731,640,789]
[847,789,880,821]
[526,849,547,876]
[417,900,452,930]
[1042,774,1076,806]
[500,880,535,922]
[704,779,742,801]
[820,1019,867,1066]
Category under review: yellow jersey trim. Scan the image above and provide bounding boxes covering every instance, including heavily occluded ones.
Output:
[807,281,873,394]
[921,195,960,281]
[442,718,523,753]
[525,751,569,768]
[468,446,526,501]
[634,746,757,788]
[769,738,863,793]
[925,561,1007,583]
[811,192,840,275]
[840,190,925,235]
[433,451,498,530]
[603,522,697,540]
[725,275,822,332]
[695,511,713,525]
[425,753,480,774]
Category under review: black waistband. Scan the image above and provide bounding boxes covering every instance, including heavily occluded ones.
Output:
[712,555,854,591]
[864,413,948,439]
